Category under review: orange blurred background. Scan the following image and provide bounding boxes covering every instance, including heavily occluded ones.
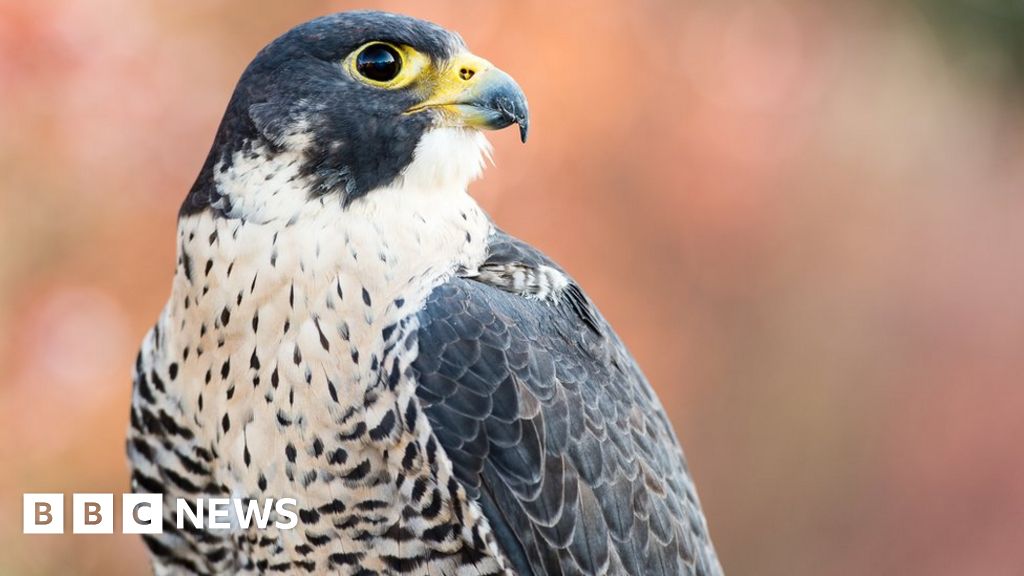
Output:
[3,1,1024,574]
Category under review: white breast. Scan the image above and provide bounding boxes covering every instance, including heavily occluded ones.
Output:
[134,123,509,574]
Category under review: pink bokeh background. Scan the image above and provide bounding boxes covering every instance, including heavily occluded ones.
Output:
[2,1,1023,574]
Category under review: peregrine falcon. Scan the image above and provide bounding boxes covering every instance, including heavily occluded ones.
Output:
[128,11,722,576]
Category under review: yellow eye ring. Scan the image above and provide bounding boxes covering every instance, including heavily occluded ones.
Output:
[345,42,429,90]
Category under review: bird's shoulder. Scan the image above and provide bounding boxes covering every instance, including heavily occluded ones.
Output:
[410,230,723,576]
[457,229,602,333]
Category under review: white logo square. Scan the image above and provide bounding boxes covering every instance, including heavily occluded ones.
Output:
[122,493,163,534]
[72,493,114,534]
[23,493,64,534]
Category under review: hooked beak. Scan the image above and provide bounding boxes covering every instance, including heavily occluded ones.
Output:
[407,52,530,143]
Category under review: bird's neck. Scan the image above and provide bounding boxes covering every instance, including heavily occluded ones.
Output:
[158,128,495,437]
[171,126,495,333]
[170,186,491,344]
[165,139,493,392]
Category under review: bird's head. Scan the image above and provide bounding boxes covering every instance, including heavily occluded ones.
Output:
[182,11,528,217]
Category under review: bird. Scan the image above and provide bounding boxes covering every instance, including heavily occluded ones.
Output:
[127,10,723,576]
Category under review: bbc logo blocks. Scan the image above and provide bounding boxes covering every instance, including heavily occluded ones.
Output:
[24,493,297,533]
[24,493,162,534]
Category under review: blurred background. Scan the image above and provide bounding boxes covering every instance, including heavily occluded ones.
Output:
[2,0,1024,574]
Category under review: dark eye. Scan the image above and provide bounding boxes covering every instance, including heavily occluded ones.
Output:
[355,44,401,82]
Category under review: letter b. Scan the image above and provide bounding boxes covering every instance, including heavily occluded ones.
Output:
[24,494,64,534]
[73,494,113,534]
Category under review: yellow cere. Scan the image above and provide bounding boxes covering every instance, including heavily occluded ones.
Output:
[413,53,495,109]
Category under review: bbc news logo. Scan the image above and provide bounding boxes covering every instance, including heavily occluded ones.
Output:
[23,494,298,534]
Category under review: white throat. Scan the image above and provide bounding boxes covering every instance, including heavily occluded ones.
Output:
[396,128,492,191]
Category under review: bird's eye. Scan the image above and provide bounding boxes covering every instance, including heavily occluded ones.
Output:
[355,44,402,83]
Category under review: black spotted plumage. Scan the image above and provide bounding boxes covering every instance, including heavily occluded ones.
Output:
[414,232,723,576]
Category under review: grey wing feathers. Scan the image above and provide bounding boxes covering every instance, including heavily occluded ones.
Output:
[412,232,722,576]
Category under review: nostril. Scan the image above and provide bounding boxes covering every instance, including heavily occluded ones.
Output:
[459,67,475,81]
